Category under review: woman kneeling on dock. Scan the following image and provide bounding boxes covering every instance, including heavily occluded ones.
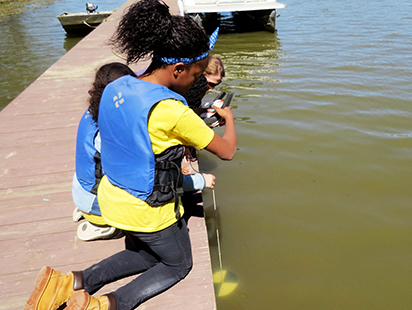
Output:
[25,0,236,309]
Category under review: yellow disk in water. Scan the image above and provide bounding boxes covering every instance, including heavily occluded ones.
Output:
[213,270,238,297]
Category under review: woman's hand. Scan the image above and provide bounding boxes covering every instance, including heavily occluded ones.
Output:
[210,106,234,121]
[205,106,237,160]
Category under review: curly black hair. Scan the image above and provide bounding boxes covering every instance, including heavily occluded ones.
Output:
[182,74,208,108]
[110,0,209,68]
[88,62,136,123]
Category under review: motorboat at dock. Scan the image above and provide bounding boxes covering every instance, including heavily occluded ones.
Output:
[57,3,114,35]
[178,0,286,33]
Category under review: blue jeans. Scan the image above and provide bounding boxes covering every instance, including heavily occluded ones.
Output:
[81,220,192,310]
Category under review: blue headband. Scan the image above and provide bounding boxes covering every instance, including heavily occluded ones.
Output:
[154,27,219,65]
[154,51,209,65]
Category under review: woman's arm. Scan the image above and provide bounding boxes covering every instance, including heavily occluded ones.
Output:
[205,107,237,160]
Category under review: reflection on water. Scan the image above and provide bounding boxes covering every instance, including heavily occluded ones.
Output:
[63,34,83,51]
[0,0,122,110]
[199,0,412,308]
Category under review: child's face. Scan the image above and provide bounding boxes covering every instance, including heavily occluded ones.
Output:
[205,73,222,89]
[171,58,209,94]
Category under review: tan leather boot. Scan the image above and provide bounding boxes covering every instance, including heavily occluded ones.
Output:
[25,266,83,310]
[66,291,117,310]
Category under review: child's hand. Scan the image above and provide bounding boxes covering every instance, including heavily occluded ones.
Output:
[202,173,216,189]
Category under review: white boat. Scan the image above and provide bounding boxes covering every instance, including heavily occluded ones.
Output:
[178,0,286,32]
[57,3,114,35]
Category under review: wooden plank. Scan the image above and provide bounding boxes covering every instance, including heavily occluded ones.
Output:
[0,0,216,309]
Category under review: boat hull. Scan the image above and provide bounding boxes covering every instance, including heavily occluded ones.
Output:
[57,11,113,34]
[194,9,278,34]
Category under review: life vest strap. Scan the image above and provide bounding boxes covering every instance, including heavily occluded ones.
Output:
[145,145,185,220]
[91,151,103,195]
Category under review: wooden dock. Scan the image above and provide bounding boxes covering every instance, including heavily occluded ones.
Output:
[0,0,216,309]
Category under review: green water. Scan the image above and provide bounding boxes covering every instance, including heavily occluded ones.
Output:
[0,0,119,110]
[1,0,412,308]
[199,1,412,308]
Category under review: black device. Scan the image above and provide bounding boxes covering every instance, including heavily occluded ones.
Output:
[86,2,98,13]
[200,91,233,127]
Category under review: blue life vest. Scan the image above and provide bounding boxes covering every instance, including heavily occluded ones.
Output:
[73,109,103,215]
[75,110,102,194]
[98,75,187,214]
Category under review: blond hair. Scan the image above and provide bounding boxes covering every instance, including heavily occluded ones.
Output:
[204,55,225,78]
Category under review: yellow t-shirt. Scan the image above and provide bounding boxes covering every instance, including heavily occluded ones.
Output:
[98,99,214,232]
